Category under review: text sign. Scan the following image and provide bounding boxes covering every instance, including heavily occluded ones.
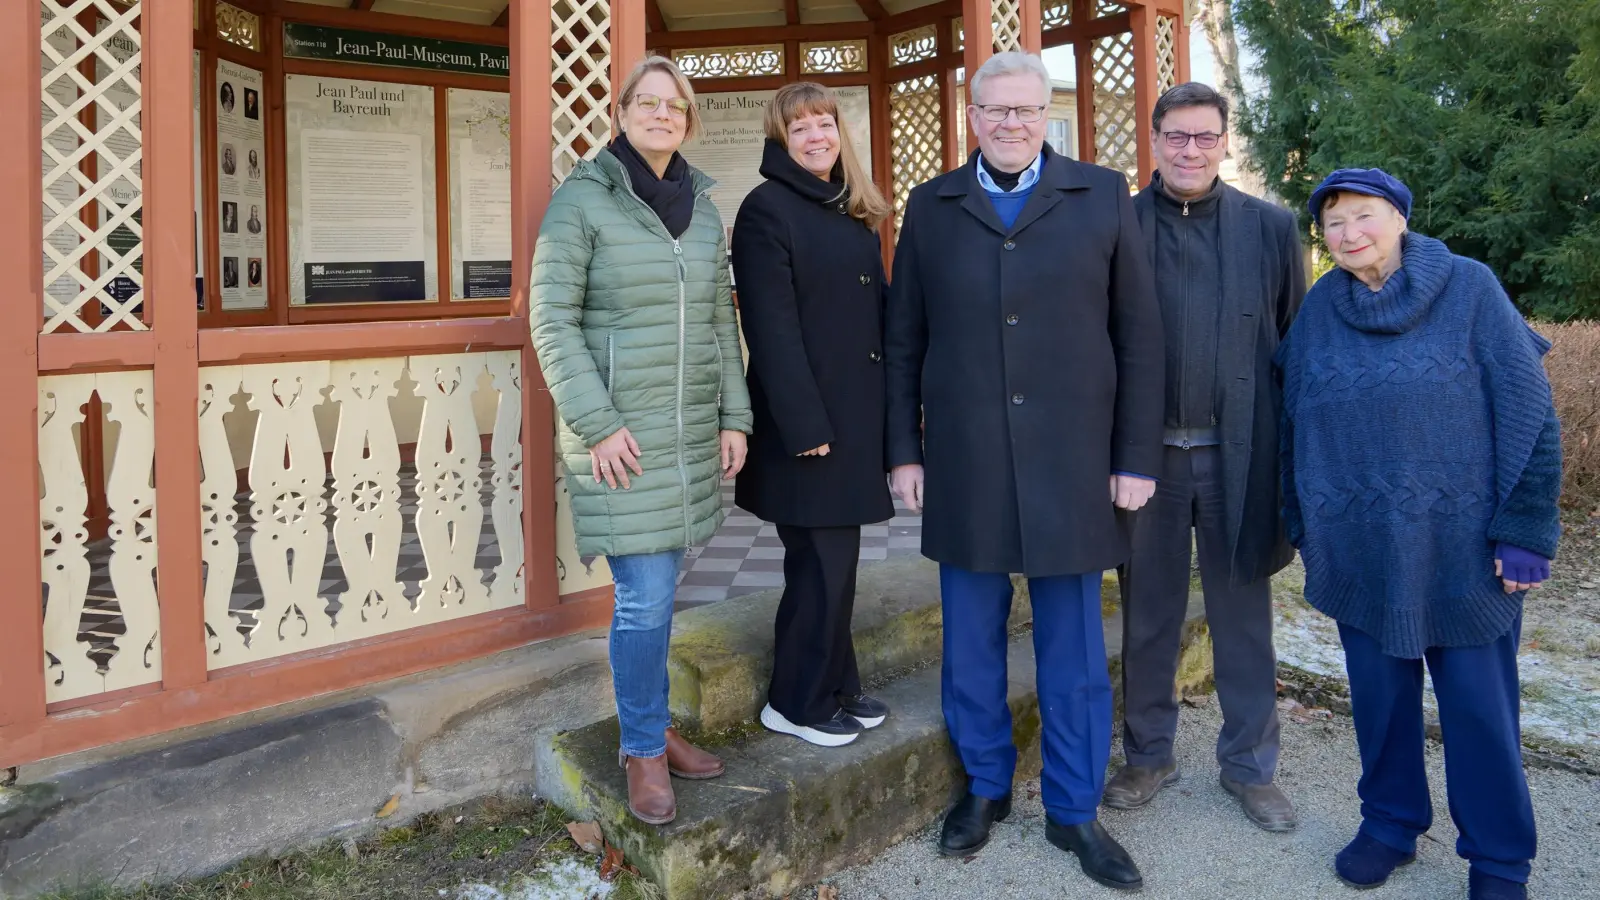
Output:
[283,23,509,77]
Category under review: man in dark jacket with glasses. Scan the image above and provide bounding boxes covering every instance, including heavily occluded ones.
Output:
[1108,82,1307,832]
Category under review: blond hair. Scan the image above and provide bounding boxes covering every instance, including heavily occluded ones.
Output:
[614,56,701,142]
[764,82,891,229]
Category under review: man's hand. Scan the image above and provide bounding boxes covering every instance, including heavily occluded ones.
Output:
[891,464,925,513]
[590,427,643,490]
[799,444,831,457]
[721,430,748,480]
[1110,474,1155,511]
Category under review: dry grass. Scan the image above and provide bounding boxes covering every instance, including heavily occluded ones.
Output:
[1537,321,1600,514]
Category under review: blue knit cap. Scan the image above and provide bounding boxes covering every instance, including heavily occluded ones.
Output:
[1308,168,1413,225]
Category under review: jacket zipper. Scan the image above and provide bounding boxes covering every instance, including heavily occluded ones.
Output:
[1178,216,1191,434]
[613,169,710,540]
[605,333,615,395]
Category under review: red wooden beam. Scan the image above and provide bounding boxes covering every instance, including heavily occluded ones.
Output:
[645,0,667,33]
[646,21,872,50]
[350,0,377,9]
[855,0,888,19]
[786,0,802,26]
[494,5,509,27]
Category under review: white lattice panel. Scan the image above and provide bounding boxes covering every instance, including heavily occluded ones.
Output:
[39,370,159,703]
[890,76,943,237]
[992,0,1023,52]
[552,0,612,186]
[890,25,938,66]
[40,0,146,334]
[1156,16,1179,97]
[1092,33,1139,183]
[201,352,530,669]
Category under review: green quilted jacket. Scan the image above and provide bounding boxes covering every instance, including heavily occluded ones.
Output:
[530,149,752,559]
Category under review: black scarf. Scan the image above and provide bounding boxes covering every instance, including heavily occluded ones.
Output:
[757,138,849,210]
[611,132,695,239]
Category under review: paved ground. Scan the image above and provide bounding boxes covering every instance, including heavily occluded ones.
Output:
[805,701,1600,900]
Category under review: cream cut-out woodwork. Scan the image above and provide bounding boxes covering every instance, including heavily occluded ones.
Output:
[39,0,145,333]
[216,1,261,52]
[672,45,785,78]
[991,0,1024,53]
[1043,0,1072,30]
[552,0,613,185]
[39,370,159,704]
[890,76,944,236]
[801,40,869,74]
[201,352,531,670]
[889,25,938,66]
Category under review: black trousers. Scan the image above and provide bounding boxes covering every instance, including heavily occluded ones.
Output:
[1118,445,1281,783]
[769,524,863,726]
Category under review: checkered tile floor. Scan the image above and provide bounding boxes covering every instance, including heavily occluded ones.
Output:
[673,483,925,610]
[68,471,922,655]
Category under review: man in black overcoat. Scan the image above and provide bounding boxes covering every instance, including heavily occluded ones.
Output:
[884,51,1163,892]
[1105,83,1306,833]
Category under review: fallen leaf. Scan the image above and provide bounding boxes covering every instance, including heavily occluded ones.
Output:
[818,886,840,900]
[375,794,401,819]
[600,844,626,882]
[566,821,604,854]
[455,816,465,824]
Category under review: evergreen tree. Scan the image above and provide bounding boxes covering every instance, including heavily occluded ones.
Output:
[1234,0,1600,318]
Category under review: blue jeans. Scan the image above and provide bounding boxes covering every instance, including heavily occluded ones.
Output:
[607,549,685,759]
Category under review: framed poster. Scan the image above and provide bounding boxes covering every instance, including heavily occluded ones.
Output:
[217,58,268,310]
[447,88,511,300]
[285,74,437,304]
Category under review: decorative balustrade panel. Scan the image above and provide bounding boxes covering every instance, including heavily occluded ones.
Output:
[889,75,943,236]
[216,1,261,52]
[801,40,868,75]
[1096,0,1128,17]
[40,0,145,333]
[552,0,612,185]
[1091,32,1139,183]
[1043,0,1071,31]
[199,352,528,669]
[672,45,784,78]
[890,25,938,67]
[39,371,160,704]
[1156,15,1178,97]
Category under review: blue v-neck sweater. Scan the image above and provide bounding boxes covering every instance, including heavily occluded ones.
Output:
[1275,234,1562,658]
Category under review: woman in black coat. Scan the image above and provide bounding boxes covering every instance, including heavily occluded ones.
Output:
[733,82,895,748]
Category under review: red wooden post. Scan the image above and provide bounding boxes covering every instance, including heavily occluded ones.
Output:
[938,15,963,171]
[961,0,994,152]
[148,0,207,691]
[1175,12,1192,84]
[1073,0,1096,165]
[0,0,47,729]
[1020,0,1043,54]
[612,0,647,86]
[1130,0,1159,186]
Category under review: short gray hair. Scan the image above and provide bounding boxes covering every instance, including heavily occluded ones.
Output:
[1151,82,1229,133]
[969,51,1051,107]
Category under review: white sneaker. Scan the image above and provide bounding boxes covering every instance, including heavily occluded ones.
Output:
[759,704,863,747]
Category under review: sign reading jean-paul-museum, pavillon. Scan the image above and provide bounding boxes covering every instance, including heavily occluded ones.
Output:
[283,23,509,77]
[285,74,438,304]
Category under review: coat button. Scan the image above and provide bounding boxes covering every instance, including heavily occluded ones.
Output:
[869,351,882,363]
[1011,393,1025,405]
[1004,240,1016,250]
[1005,314,1019,325]
[838,204,849,214]
[859,274,871,285]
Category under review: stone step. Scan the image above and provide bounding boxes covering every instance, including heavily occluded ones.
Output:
[549,594,1209,900]
[667,557,1021,733]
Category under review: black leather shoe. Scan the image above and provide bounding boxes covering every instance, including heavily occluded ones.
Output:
[1046,818,1144,891]
[937,792,1012,857]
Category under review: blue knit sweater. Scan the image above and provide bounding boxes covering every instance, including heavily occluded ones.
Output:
[1276,234,1562,658]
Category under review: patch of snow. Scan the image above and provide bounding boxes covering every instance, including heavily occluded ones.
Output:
[453,858,613,900]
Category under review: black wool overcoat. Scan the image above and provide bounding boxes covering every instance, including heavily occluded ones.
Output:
[885,148,1165,577]
[731,140,895,527]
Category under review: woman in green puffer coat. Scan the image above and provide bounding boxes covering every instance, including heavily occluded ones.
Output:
[529,57,752,827]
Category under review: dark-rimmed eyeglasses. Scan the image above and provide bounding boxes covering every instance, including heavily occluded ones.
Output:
[977,104,1046,124]
[635,93,691,117]
[1161,130,1223,149]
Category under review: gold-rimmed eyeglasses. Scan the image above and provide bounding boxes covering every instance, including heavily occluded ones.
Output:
[635,93,691,117]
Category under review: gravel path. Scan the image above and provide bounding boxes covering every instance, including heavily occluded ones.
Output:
[805,701,1600,900]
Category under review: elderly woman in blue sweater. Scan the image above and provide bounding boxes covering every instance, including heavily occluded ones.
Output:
[1276,168,1561,900]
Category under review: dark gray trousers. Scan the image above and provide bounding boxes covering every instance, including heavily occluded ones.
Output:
[1118,445,1281,784]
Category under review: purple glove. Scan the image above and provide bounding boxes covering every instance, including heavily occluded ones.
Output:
[1495,543,1550,586]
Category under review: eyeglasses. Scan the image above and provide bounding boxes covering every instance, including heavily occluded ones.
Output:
[977,104,1047,124]
[1161,130,1223,149]
[634,93,691,117]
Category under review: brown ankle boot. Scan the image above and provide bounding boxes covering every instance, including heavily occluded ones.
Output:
[619,752,675,825]
[664,727,725,780]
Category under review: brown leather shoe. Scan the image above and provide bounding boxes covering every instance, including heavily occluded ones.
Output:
[1101,763,1180,810]
[1220,775,1298,832]
[664,727,725,780]
[620,752,676,825]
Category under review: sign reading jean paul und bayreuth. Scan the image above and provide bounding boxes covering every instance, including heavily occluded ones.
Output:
[283,23,509,77]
